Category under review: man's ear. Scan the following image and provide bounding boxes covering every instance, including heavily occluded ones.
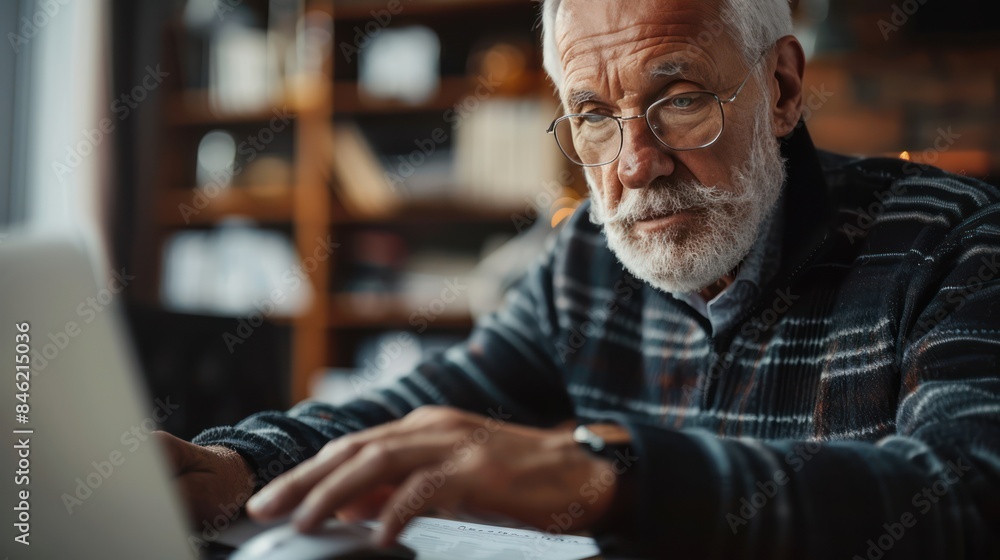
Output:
[769,35,806,138]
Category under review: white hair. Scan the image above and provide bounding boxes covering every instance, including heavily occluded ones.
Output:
[540,0,793,92]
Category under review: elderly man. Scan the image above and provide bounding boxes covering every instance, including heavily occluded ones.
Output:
[161,0,1000,557]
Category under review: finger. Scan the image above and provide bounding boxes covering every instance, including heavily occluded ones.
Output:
[335,484,396,522]
[247,435,371,519]
[374,468,466,547]
[248,417,437,519]
[292,436,455,532]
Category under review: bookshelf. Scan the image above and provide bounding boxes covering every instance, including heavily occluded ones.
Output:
[332,72,548,115]
[144,0,568,405]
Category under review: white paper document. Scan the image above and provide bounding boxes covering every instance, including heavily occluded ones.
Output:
[218,515,600,559]
[390,517,600,560]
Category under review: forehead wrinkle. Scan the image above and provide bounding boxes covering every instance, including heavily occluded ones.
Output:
[555,1,731,86]
[563,44,717,110]
[559,25,702,71]
[562,38,698,87]
[556,4,732,111]
[554,4,713,47]
[554,4,714,56]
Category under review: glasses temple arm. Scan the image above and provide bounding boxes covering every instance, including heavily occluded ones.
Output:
[722,50,768,104]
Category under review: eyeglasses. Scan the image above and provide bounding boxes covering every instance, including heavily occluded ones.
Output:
[546,53,766,167]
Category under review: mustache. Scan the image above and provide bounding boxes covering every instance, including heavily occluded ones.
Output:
[602,179,752,227]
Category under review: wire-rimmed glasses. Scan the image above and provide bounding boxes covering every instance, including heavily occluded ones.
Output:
[546,54,766,167]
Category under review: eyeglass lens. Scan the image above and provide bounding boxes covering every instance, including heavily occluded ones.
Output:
[552,91,724,166]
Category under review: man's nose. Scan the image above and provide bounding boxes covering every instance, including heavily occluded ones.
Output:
[616,118,676,190]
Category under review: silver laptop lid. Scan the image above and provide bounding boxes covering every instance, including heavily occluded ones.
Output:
[1,236,196,559]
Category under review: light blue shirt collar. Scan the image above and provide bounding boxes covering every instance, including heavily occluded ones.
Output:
[672,194,785,336]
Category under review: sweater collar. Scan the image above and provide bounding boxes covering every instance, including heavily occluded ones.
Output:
[778,123,835,268]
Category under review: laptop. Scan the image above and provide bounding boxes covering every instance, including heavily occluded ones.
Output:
[1,236,209,559]
[0,236,599,560]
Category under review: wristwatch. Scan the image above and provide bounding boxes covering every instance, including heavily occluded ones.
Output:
[572,423,632,461]
[572,423,637,534]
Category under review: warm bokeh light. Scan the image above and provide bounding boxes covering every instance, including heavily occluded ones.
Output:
[552,196,579,210]
[551,206,578,228]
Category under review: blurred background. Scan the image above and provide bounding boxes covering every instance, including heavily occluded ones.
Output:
[0,0,998,439]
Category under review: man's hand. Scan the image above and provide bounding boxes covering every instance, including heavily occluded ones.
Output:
[244,406,621,546]
[154,431,257,526]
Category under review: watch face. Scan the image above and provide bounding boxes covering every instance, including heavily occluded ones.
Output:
[573,425,603,450]
[574,424,631,454]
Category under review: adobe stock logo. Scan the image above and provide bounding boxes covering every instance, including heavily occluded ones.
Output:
[853,458,971,560]
[878,0,932,40]
[7,0,70,53]
[338,0,415,63]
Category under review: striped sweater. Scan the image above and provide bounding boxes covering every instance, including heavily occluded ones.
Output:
[195,128,1000,559]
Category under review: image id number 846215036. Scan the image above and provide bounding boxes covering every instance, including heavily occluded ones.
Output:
[13,321,33,546]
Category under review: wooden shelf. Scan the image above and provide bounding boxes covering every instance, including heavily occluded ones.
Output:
[158,186,294,226]
[328,292,474,329]
[333,76,476,115]
[162,91,298,126]
[333,72,546,115]
[331,199,526,227]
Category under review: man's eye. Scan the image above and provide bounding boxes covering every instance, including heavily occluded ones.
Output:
[669,96,695,109]
[581,114,608,125]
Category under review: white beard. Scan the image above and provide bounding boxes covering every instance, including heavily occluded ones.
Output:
[588,102,787,294]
